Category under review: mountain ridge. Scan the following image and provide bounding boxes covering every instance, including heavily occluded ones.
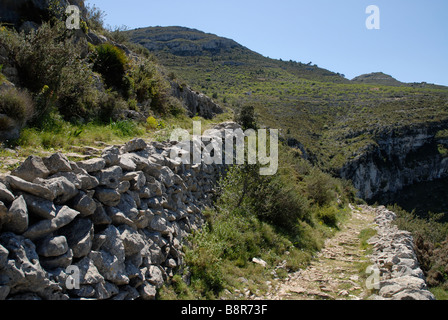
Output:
[129,26,244,57]
[125,24,448,208]
[125,26,349,84]
[352,71,446,89]
[126,26,446,89]
[351,72,403,86]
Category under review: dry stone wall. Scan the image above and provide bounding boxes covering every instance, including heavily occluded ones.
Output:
[368,206,436,300]
[0,122,238,300]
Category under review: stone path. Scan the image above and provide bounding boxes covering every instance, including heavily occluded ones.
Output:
[263,206,377,300]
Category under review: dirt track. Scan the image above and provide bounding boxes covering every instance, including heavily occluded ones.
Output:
[263,206,376,300]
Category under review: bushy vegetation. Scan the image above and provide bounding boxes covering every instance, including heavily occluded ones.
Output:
[0,87,34,126]
[0,64,5,83]
[392,205,448,298]
[92,43,129,90]
[126,59,170,114]
[159,142,355,299]
[234,104,258,130]
[0,10,182,147]
[129,27,448,174]
[0,22,93,122]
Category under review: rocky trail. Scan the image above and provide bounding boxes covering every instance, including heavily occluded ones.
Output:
[262,206,376,300]
[258,204,436,301]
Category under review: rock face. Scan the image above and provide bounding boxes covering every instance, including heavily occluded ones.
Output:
[170,81,224,120]
[128,26,242,57]
[367,206,435,300]
[0,0,87,28]
[0,123,239,300]
[340,122,448,200]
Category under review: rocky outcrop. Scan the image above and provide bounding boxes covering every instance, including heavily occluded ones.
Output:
[170,81,224,119]
[340,122,448,200]
[351,72,403,87]
[128,26,242,57]
[0,0,87,28]
[0,122,238,300]
[367,206,435,300]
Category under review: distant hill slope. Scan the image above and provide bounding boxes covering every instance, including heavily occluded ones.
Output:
[125,26,348,84]
[128,26,243,56]
[352,72,446,89]
[351,72,404,86]
[125,26,448,173]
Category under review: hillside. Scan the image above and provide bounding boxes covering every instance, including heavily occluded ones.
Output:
[351,72,404,86]
[0,2,367,302]
[128,26,243,56]
[1,2,448,302]
[126,26,348,84]
[126,26,448,174]
[351,72,446,89]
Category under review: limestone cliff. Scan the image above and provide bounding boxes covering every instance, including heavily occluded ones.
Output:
[170,81,224,119]
[127,26,243,57]
[340,121,448,201]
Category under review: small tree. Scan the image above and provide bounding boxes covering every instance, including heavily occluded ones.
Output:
[304,168,336,207]
[235,104,258,130]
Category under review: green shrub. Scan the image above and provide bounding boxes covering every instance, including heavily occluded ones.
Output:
[14,127,42,148]
[2,22,78,94]
[56,61,96,121]
[292,220,325,252]
[0,22,97,123]
[158,275,194,300]
[0,64,4,83]
[219,164,310,235]
[304,168,336,206]
[128,60,170,114]
[425,239,448,289]
[167,96,185,117]
[184,225,225,296]
[95,90,128,123]
[85,4,106,32]
[127,98,138,111]
[252,173,310,232]
[315,205,339,227]
[0,87,34,125]
[146,116,158,130]
[48,0,67,21]
[92,43,129,90]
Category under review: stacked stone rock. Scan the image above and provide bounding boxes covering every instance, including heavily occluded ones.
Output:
[367,206,436,300]
[0,122,238,300]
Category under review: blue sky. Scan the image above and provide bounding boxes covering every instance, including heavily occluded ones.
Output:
[85,0,448,86]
